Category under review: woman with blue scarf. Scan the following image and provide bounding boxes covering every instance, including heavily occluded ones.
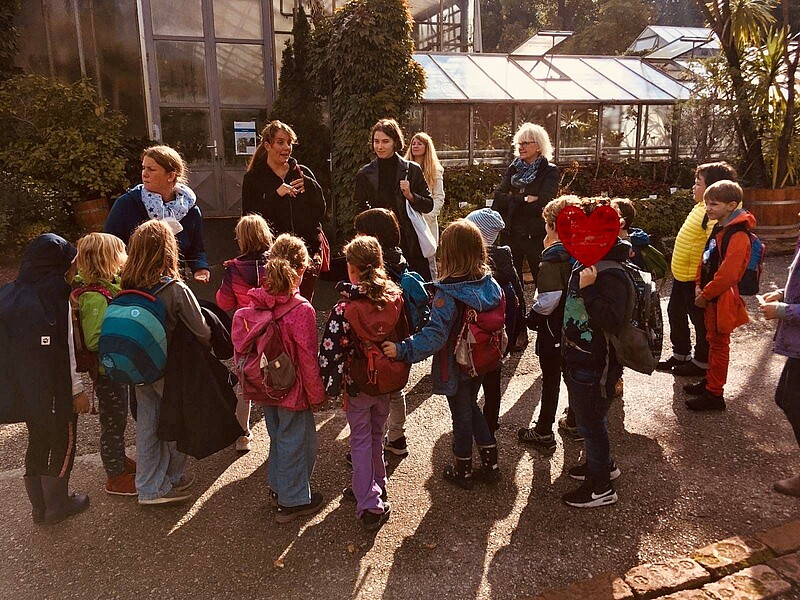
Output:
[493,123,559,287]
[105,145,210,283]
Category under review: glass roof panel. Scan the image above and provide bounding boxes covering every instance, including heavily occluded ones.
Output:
[578,57,672,100]
[469,55,554,100]
[548,57,635,101]
[613,57,690,100]
[513,58,596,100]
[430,54,510,100]
[415,54,467,101]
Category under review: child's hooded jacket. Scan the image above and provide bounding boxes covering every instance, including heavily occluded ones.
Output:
[216,251,269,311]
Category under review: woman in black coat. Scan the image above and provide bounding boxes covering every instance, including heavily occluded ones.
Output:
[354,118,434,280]
[242,120,327,300]
[493,123,560,286]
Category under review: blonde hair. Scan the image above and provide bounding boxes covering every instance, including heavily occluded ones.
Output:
[704,180,743,205]
[344,235,400,307]
[121,220,181,289]
[76,233,127,284]
[438,220,490,281]
[264,234,309,295]
[236,214,274,255]
[404,132,442,190]
[542,195,580,228]
[513,122,553,161]
[142,145,188,185]
[247,120,298,172]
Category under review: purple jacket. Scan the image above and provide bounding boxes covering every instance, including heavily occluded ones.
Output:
[775,244,800,358]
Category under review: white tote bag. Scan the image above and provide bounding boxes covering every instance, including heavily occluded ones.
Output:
[406,200,438,258]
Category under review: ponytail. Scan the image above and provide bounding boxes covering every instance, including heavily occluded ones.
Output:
[344,235,400,307]
[265,233,309,294]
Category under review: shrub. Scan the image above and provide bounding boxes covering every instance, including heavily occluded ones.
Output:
[627,189,695,240]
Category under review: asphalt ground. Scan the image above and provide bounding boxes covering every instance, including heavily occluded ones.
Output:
[1,242,799,600]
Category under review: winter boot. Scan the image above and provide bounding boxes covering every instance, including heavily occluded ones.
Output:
[41,475,90,525]
[474,445,502,483]
[23,476,46,524]
[443,456,474,490]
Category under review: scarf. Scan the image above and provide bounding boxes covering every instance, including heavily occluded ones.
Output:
[138,183,197,222]
[510,156,545,188]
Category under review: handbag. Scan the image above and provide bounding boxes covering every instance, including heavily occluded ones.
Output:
[294,164,331,273]
[405,199,437,259]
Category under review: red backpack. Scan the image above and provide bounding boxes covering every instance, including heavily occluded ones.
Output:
[343,292,410,396]
[70,284,115,379]
[452,291,508,378]
[232,296,304,403]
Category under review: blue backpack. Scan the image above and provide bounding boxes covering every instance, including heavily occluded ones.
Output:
[387,265,432,334]
[98,279,174,385]
[720,224,765,296]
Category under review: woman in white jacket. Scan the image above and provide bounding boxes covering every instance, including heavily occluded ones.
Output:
[405,133,445,278]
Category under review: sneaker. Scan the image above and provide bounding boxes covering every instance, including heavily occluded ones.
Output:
[385,436,409,456]
[138,488,192,506]
[105,472,137,496]
[683,378,708,395]
[558,416,584,442]
[361,504,391,531]
[235,435,252,453]
[685,390,726,411]
[672,361,707,377]
[563,481,618,508]
[123,456,137,474]
[568,462,621,481]
[656,356,689,372]
[275,491,325,524]
[518,427,557,451]
[173,472,196,492]
[342,486,388,503]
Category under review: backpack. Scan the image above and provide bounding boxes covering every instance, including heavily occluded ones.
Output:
[98,279,174,385]
[387,265,431,334]
[343,295,410,396]
[232,297,304,404]
[720,224,765,296]
[452,291,508,378]
[640,244,668,280]
[70,284,114,379]
[595,261,663,375]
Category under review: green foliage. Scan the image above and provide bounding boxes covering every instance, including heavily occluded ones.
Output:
[0,0,19,79]
[481,0,551,53]
[438,164,505,228]
[0,75,128,200]
[318,0,425,240]
[559,0,652,55]
[559,159,696,195]
[629,189,695,240]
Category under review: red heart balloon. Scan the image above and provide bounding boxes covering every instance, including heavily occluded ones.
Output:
[556,204,621,267]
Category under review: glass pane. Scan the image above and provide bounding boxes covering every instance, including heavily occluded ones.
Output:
[416,54,466,101]
[601,105,638,160]
[473,105,512,163]
[221,108,270,167]
[217,43,266,104]
[517,106,558,147]
[161,108,213,168]
[404,106,424,141]
[273,33,292,87]
[615,58,690,100]
[427,105,469,161]
[514,59,595,101]
[156,41,207,103]
[272,0,294,33]
[584,58,672,101]
[551,57,635,101]
[430,55,509,100]
[151,0,203,36]
[214,0,262,39]
[560,105,599,161]
[15,0,81,82]
[640,105,673,158]
[471,55,553,101]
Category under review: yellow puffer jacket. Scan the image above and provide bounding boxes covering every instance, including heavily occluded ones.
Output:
[671,202,715,282]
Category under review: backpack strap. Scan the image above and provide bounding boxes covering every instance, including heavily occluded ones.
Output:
[271,295,305,321]
[71,283,114,304]
[718,222,750,260]
[594,261,636,324]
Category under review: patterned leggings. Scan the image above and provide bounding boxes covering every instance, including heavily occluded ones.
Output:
[96,375,130,477]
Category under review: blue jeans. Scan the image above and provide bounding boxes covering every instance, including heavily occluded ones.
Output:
[776,357,800,447]
[565,366,619,489]
[135,379,187,501]
[263,406,317,507]
[347,392,390,517]
[447,376,495,458]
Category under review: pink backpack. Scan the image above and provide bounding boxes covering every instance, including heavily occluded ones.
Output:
[452,292,508,378]
[232,296,304,403]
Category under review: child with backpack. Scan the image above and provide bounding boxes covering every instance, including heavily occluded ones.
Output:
[684,180,754,411]
[353,208,430,458]
[216,214,274,452]
[382,220,504,490]
[233,234,326,523]
[518,197,575,450]
[659,162,739,377]
[0,234,91,525]
[117,220,211,506]
[464,208,524,434]
[319,235,407,530]
[72,233,135,495]
[561,199,633,508]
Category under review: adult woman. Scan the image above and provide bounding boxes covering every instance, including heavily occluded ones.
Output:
[405,132,445,279]
[105,145,210,283]
[242,120,327,301]
[354,118,434,281]
[493,123,559,286]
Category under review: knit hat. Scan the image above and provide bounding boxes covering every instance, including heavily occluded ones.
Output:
[465,208,505,246]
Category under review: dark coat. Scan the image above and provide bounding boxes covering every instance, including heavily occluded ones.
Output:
[158,307,243,459]
[241,157,326,255]
[0,235,77,426]
[488,245,526,351]
[354,155,434,261]
[493,159,560,238]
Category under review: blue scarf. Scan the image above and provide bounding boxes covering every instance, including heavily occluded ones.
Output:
[137,183,197,222]
[510,156,545,188]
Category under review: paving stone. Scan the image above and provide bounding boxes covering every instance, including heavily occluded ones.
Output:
[702,565,792,599]
[756,520,800,556]
[624,558,712,599]
[767,550,800,585]
[652,590,716,600]
[536,572,635,600]
[693,536,774,578]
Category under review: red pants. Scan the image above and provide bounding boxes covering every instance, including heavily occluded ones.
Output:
[704,307,731,396]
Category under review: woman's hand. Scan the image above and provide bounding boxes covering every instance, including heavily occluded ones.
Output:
[399,179,413,200]
[193,269,211,283]
[525,195,539,203]
[72,392,90,415]
[381,341,398,359]
[289,177,305,195]
[761,290,784,303]
[578,265,597,289]
[277,182,298,197]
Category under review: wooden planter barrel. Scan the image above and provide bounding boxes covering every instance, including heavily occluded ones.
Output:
[742,187,800,254]
[73,197,110,233]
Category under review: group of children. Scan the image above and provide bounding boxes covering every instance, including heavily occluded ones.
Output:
[7,158,798,531]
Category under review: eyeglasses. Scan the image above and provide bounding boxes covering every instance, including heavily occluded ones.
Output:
[517,141,538,148]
